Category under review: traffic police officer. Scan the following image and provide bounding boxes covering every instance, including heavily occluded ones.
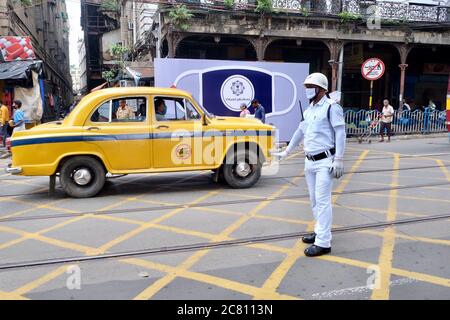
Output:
[273,72,346,257]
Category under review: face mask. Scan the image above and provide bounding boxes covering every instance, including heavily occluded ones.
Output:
[305,88,317,100]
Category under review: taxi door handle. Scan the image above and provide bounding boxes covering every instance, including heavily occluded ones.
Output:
[87,127,100,131]
[157,125,169,129]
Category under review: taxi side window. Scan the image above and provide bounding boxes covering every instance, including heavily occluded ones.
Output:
[91,101,110,123]
[91,97,147,123]
[154,97,201,122]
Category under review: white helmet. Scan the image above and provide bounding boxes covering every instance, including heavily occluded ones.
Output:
[304,73,329,91]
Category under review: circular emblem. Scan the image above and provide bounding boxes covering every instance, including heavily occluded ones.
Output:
[361,58,385,81]
[220,75,255,112]
[175,144,191,160]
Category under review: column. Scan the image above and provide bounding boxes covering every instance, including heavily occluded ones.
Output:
[399,63,408,110]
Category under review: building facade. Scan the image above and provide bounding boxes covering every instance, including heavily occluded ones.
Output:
[143,0,449,111]
[0,0,73,114]
[80,0,156,92]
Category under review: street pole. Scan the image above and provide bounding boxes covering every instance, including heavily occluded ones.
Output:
[337,46,344,93]
[369,80,374,109]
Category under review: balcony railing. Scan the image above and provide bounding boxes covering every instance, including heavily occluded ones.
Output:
[170,0,450,23]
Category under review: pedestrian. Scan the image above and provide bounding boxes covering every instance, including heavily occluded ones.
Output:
[379,99,394,142]
[402,98,411,112]
[428,99,436,111]
[239,103,250,118]
[251,99,266,124]
[272,72,346,257]
[11,100,26,133]
[0,102,10,148]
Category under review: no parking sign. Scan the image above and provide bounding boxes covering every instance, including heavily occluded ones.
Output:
[362,58,385,108]
[361,58,385,81]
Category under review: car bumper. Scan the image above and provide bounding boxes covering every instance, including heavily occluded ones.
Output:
[5,166,22,174]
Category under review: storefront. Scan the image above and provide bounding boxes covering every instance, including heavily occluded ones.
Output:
[0,36,48,128]
[0,59,45,129]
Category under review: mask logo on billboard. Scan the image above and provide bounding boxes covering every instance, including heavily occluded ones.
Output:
[221,75,255,112]
[173,66,297,118]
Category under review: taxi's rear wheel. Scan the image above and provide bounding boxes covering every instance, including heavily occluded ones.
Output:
[60,156,106,198]
[223,149,262,189]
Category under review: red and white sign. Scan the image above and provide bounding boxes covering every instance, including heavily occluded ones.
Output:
[0,36,36,61]
[361,58,385,81]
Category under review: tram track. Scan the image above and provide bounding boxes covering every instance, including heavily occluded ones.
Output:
[0,162,449,199]
[0,212,449,271]
[1,180,449,224]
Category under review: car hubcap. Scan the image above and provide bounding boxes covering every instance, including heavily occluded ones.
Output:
[235,162,251,178]
[73,168,92,186]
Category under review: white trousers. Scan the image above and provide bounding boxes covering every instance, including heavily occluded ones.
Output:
[304,157,334,248]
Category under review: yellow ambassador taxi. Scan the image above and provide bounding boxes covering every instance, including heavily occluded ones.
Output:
[7,87,275,198]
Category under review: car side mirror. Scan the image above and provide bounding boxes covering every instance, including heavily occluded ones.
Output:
[202,114,208,126]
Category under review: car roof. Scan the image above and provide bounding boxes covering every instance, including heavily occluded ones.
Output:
[89,87,192,98]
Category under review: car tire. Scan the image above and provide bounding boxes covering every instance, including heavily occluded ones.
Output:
[223,148,262,189]
[60,156,106,198]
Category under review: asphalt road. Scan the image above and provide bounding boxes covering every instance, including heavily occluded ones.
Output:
[0,135,449,300]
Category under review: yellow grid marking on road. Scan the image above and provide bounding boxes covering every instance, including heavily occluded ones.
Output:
[132,174,302,300]
[371,153,400,300]
[0,173,208,295]
[356,171,450,182]
[0,198,72,221]
[125,196,245,217]
[1,149,449,299]
[0,291,29,300]
[13,265,68,296]
[86,191,219,256]
[91,204,292,256]
[436,159,450,181]
[253,150,370,300]
[359,192,450,203]
[93,214,218,240]
[318,255,450,288]
[253,238,308,300]
[122,258,300,300]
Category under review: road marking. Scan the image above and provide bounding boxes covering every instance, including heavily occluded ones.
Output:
[311,277,419,299]
[436,159,450,181]
[254,150,370,299]
[13,265,68,296]
[87,191,219,256]
[371,153,399,300]
[132,175,302,300]
[122,258,299,300]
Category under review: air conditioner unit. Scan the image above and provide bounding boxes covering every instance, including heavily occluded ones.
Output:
[128,22,134,30]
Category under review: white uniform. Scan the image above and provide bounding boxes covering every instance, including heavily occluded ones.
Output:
[286,96,346,248]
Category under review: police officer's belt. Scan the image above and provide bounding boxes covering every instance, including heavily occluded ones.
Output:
[306,148,336,162]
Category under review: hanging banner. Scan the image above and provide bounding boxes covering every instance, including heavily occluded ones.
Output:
[0,36,36,62]
[155,58,310,142]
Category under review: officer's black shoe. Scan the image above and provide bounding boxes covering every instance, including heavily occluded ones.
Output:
[302,233,316,244]
[304,245,331,257]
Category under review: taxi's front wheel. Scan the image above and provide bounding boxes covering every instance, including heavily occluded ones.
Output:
[60,156,106,198]
[223,149,262,189]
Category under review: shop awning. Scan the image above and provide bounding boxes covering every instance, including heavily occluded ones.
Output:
[0,60,43,80]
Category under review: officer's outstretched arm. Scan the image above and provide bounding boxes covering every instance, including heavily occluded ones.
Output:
[285,123,305,155]
[272,123,305,160]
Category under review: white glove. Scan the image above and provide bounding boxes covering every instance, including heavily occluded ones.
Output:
[329,158,344,179]
[271,150,288,161]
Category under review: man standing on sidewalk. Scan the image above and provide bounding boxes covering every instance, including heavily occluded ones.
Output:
[379,99,394,142]
[0,103,10,148]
